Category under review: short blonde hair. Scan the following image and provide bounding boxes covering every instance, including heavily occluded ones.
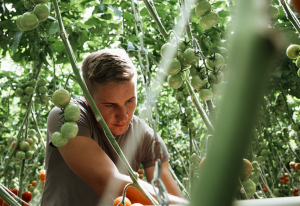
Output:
[82,49,136,94]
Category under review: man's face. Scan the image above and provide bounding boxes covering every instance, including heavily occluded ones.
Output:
[89,79,137,136]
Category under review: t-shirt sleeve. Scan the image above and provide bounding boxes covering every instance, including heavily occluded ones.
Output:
[140,123,170,169]
[47,102,93,148]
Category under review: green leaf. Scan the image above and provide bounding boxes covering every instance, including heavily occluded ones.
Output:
[102,0,117,4]
[218,10,230,18]
[49,22,59,35]
[78,30,89,45]
[123,12,134,22]
[50,40,65,54]
[12,31,23,55]
[108,5,122,18]
[101,13,112,20]
[85,16,102,26]
[47,16,57,21]
[140,7,148,16]
[21,56,26,69]
[98,3,107,13]
[212,1,226,9]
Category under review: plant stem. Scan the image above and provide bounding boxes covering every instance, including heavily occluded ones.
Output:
[278,84,295,125]
[184,71,214,133]
[168,164,191,200]
[0,184,21,206]
[18,160,25,201]
[142,0,169,40]
[31,109,46,150]
[280,0,300,36]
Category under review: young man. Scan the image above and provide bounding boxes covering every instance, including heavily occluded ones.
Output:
[41,49,188,205]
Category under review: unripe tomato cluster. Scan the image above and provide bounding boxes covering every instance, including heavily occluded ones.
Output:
[286,44,300,77]
[8,129,38,163]
[17,0,50,31]
[51,89,80,147]
[34,78,50,107]
[195,0,219,30]
[269,93,288,118]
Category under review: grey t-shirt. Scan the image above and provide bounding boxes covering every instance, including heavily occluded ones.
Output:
[41,99,170,206]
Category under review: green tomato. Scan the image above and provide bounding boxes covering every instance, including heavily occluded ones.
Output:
[168,74,183,89]
[61,122,79,139]
[33,4,50,22]
[20,141,31,152]
[206,53,225,72]
[19,12,39,30]
[261,149,268,157]
[187,121,194,129]
[257,156,265,163]
[181,126,188,133]
[195,0,211,17]
[199,89,213,101]
[16,88,24,97]
[212,83,225,96]
[52,132,68,147]
[15,151,26,160]
[7,137,17,146]
[190,153,198,163]
[177,40,186,52]
[199,11,219,30]
[30,143,37,151]
[28,79,36,87]
[52,88,71,108]
[37,79,46,86]
[242,178,256,198]
[25,150,34,160]
[38,86,48,94]
[40,94,49,102]
[164,58,181,75]
[64,103,81,122]
[29,129,36,137]
[286,44,300,59]
[183,48,196,65]
[20,95,30,103]
[185,108,192,115]
[25,86,34,95]
[273,188,281,197]
[191,76,207,91]
[189,65,198,76]
[161,43,177,60]
[16,15,27,31]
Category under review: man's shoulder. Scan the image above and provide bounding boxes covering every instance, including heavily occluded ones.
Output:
[129,115,154,136]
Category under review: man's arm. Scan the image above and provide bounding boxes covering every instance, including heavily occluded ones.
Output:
[144,161,185,198]
[57,136,188,204]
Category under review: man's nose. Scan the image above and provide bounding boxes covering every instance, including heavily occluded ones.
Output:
[116,106,128,123]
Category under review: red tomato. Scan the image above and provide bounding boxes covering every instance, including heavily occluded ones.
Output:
[279,176,284,180]
[285,177,289,182]
[281,179,286,184]
[2,201,9,206]
[284,173,289,177]
[292,0,300,13]
[294,192,299,196]
[296,163,300,170]
[113,196,132,206]
[12,188,19,196]
[137,169,143,175]
[39,170,46,181]
[21,202,30,206]
[295,188,299,192]
[290,162,295,169]
[22,191,32,202]
[0,197,3,205]
[28,184,32,189]
[263,188,267,193]
[31,181,37,186]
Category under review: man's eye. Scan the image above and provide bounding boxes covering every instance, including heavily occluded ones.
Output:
[105,104,115,107]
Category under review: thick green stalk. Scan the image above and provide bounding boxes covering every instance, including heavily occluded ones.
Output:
[168,165,191,200]
[31,109,46,150]
[142,0,169,39]
[280,0,300,36]
[18,160,25,200]
[191,1,278,205]
[51,0,157,203]
[0,185,21,206]
[184,71,214,133]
